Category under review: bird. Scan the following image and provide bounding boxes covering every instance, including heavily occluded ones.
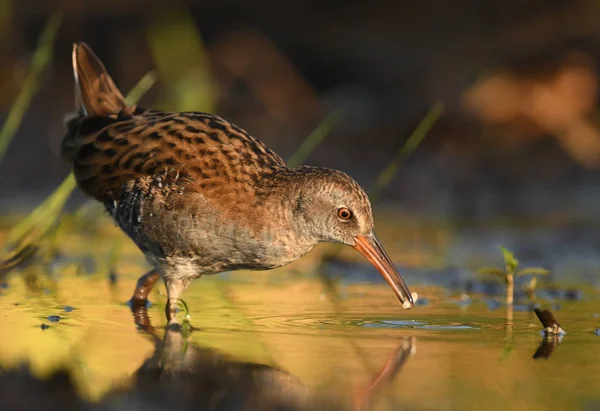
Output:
[61,42,414,324]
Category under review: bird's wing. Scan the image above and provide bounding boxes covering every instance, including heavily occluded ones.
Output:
[64,109,286,203]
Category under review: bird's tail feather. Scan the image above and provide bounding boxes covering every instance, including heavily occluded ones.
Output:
[71,42,127,117]
[61,42,128,161]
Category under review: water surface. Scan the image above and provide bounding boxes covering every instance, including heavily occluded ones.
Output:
[1,221,599,410]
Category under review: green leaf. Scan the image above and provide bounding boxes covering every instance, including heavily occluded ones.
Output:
[477,267,507,277]
[515,267,551,276]
[499,246,518,272]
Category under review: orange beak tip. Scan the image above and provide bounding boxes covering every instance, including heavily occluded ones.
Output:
[402,292,418,309]
[352,234,415,308]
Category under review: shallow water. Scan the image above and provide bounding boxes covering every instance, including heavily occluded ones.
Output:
[1,221,600,410]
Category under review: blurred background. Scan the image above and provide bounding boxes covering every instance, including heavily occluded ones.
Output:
[3,0,600,222]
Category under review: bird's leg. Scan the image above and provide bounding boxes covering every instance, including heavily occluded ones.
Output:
[128,269,160,331]
[130,269,160,305]
[164,276,192,325]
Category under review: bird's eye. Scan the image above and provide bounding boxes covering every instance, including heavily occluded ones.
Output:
[337,207,352,221]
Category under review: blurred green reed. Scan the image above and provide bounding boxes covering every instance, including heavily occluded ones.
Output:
[287,109,345,168]
[146,8,215,113]
[0,14,61,164]
[287,103,443,203]
[125,71,158,106]
[5,173,76,247]
[1,72,157,259]
[369,102,444,203]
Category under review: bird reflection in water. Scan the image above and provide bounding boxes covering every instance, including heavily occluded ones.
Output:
[0,310,414,411]
[125,305,416,411]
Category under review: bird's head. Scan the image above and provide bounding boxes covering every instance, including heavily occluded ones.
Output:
[291,167,414,308]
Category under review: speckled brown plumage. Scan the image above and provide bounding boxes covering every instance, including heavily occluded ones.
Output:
[61,42,414,323]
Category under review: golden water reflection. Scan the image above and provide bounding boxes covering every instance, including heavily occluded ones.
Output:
[0,264,599,410]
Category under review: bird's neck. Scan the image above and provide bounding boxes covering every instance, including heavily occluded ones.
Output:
[254,166,325,260]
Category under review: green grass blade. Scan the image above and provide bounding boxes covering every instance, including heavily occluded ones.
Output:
[125,71,157,106]
[5,173,76,246]
[369,103,444,202]
[125,71,159,104]
[515,268,551,276]
[0,14,62,164]
[287,109,344,168]
[2,70,157,253]
[477,267,508,278]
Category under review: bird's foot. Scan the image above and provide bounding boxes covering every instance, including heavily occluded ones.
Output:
[166,318,199,336]
[166,298,198,333]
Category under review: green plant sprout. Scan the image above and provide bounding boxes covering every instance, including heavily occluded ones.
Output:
[478,246,550,305]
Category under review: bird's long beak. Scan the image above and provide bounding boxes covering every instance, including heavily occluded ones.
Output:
[352,233,414,309]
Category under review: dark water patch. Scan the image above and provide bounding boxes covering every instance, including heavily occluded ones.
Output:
[452,296,472,308]
[415,297,430,306]
[40,323,49,330]
[63,306,74,312]
[108,271,118,285]
[47,315,60,322]
[513,303,539,312]
[320,258,587,307]
[485,299,502,311]
[321,259,472,291]
[537,288,565,300]
[565,288,583,301]
[465,279,504,296]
